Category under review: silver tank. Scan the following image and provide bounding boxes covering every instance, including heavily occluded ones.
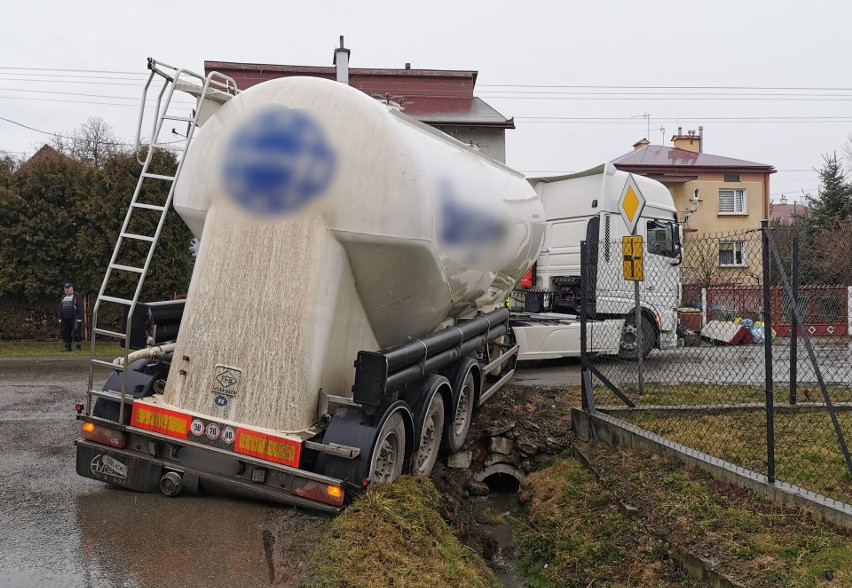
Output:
[163,76,544,433]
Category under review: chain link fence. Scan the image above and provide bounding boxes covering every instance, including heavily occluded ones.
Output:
[579,225,852,508]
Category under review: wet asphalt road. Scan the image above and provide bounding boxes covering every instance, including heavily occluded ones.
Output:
[3,345,841,587]
[0,357,322,588]
[0,355,578,588]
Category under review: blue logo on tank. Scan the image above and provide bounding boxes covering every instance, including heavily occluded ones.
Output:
[214,395,229,408]
[223,105,337,216]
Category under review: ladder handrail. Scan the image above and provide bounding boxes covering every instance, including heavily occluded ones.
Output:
[87,60,239,423]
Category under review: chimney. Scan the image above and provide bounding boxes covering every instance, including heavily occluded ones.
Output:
[405,62,411,70]
[333,35,350,84]
[698,126,703,153]
[671,126,702,154]
[781,194,787,204]
[632,138,650,151]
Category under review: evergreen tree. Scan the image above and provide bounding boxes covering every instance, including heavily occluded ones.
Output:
[807,153,852,229]
[77,149,194,302]
[797,153,852,285]
[0,149,93,298]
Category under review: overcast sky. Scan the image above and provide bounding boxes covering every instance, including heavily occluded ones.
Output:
[2,0,851,203]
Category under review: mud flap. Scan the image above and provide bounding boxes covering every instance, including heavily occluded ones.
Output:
[75,440,162,493]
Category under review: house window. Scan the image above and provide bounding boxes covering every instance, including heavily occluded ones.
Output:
[719,189,746,214]
[724,174,741,182]
[719,241,747,266]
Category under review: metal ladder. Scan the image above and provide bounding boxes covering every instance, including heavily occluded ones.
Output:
[85,59,239,425]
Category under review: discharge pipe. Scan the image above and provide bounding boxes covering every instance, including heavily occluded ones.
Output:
[113,343,176,367]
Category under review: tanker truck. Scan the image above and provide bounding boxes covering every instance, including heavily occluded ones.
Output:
[74,60,544,513]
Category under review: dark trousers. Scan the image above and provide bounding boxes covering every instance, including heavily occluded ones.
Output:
[60,318,82,349]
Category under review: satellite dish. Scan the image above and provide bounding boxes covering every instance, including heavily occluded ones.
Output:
[689,188,699,213]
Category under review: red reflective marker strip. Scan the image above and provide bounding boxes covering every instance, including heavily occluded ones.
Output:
[130,403,191,439]
[233,428,301,468]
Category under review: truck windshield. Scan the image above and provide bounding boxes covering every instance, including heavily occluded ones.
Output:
[646,219,680,259]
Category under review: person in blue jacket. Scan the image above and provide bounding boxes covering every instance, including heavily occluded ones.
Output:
[58,283,84,351]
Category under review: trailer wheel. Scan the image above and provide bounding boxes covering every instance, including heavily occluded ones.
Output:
[618,315,655,360]
[443,370,475,453]
[411,393,444,476]
[369,411,407,483]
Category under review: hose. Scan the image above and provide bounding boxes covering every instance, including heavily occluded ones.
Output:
[113,343,177,367]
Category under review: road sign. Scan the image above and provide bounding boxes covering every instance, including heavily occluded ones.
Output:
[618,174,646,235]
[622,235,644,281]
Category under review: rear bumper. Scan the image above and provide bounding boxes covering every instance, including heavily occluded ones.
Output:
[75,433,345,514]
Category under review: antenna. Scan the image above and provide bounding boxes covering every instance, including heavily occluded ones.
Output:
[658,125,665,144]
[643,113,650,138]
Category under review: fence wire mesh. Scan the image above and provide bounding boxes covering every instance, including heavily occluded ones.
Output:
[579,226,852,508]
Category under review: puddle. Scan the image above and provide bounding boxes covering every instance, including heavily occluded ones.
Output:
[474,473,525,588]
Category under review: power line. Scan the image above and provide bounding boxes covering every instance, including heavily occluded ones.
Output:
[0,113,186,148]
[0,95,193,109]
[515,116,852,125]
[0,87,141,101]
[0,76,146,87]
[479,83,852,91]
[0,66,146,76]
[0,87,195,105]
[0,114,132,146]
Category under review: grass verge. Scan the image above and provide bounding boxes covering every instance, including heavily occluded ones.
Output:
[595,383,852,407]
[621,410,852,504]
[514,444,852,587]
[0,340,125,357]
[308,475,498,588]
[514,454,689,587]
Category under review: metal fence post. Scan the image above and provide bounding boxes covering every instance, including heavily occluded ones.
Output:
[580,241,592,413]
[761,220,776,484]
[635,280,645,396]
[790,237,798,405]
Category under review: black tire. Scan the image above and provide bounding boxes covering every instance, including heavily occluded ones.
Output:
[411,393,445,476]
[369,411,407,483]
[618,315,655,360]
[443,370,475,453]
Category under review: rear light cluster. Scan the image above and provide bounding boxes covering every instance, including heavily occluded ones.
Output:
[290,478,344,507]
[82,421,127,449]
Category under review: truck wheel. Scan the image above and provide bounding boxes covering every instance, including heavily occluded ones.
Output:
[443,370,475,453]
[618,315,655,360]
[411,393,444,476]
[369,411,407,483]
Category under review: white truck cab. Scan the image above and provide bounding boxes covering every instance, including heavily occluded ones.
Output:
[512,163,681,361]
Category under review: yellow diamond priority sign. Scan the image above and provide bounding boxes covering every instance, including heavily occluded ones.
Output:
[618,174,646,235]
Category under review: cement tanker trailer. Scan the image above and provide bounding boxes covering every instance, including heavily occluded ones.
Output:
[74,60,545,512]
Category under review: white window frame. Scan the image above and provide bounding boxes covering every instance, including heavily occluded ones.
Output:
[718,188,747,215]
[719,240,747,267]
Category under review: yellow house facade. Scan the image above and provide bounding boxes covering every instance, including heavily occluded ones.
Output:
[612,131,775,285]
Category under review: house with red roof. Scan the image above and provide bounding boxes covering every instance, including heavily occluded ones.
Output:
[612,130,775,236]
[204,40,514,163]
[612,130,775,282]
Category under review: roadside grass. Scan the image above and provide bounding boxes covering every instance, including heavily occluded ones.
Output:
[0,340,125,358]
[514,455,690,587]
[514,445,852,587]
[595,383,852,407]
[620,410,852,504]
[309,475,498,588]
